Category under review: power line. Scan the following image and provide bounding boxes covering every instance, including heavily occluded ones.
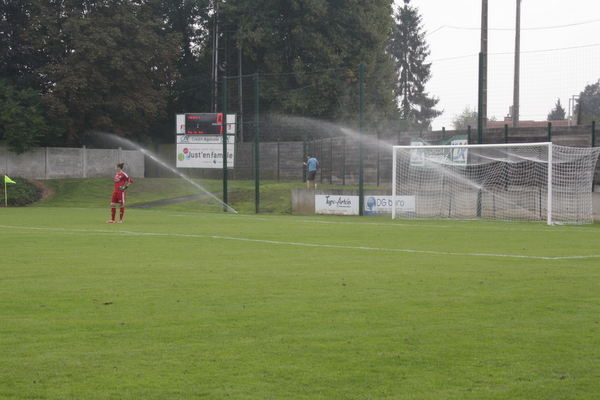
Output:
[427,18,600,35]
[428,43,600,62]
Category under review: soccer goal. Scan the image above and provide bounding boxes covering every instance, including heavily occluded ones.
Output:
[392,142,600,225]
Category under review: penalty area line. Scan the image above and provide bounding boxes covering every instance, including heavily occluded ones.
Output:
[1,225,599,260]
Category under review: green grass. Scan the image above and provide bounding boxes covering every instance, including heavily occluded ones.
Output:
[32,178,316,214]
[1,179,599,399]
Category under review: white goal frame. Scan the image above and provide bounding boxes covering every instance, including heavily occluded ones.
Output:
[392,142,599,225]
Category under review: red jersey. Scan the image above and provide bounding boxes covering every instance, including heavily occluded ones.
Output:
[113,172,133,192]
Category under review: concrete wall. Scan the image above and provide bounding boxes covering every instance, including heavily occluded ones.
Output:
[0,142,144,179]
[4,147,46,179]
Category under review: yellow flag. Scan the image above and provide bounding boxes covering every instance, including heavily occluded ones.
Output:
[4,175,16,184]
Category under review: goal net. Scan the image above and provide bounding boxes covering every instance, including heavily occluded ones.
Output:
[392,143,600,225]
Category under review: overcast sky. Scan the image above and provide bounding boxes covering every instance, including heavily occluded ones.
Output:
[396,0,600,130]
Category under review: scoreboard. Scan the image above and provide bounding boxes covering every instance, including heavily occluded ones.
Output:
[184,113,223,135]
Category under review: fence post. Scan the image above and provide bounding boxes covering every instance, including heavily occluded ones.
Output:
[302,135,307,183]
[82,145,87,178]
[319,138,323,184]
[330,135,333,184]
[359,63,364,216]
[593,121,596,192]
[222,76,228,210]
[254,73,260,214]
[342,136,346,186]
[377,131,380,187]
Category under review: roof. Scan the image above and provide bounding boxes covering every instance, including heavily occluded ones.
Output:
[485,119,571,129]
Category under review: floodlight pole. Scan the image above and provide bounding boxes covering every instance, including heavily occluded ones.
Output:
[479,0,488,130]
[211,0,220,113]
[478,53,484,144]
[512,0,522,127]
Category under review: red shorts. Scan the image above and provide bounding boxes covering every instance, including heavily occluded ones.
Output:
[111,191,126,204]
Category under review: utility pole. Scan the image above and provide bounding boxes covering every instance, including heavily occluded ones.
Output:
[479,0,488,128]
[512,0,522,127]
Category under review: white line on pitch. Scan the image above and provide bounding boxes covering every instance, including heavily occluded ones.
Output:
[167,213,600,233]
[1,225,599,260]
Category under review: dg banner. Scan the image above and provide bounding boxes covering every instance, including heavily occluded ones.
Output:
[315,195,415,216]
[409,135,468,168]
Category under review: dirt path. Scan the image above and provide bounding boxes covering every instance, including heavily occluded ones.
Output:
[129,193,221,208]
[31,180,55,203]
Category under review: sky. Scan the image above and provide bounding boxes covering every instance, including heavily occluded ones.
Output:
[395,0,600,130]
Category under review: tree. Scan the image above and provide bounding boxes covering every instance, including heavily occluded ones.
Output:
[576,80,600,125]
[220,0,399,135]
[387,0,441,130]
[452,107,478,130]
[0,0,64,152]
[0,0,47,89]
[0,80,63,154]
[451,107,497,130]
[547,98,566,121]
[158,0,215,119]
[26,0,182,145]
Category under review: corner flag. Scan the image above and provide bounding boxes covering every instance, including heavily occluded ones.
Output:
[4,175,16,206]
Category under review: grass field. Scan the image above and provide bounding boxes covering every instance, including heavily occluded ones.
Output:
[1,179,599,399]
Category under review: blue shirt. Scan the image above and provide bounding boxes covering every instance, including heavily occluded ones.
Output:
[307,157,318,171]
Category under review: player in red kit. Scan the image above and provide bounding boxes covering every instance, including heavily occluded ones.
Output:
[107,163,133,223]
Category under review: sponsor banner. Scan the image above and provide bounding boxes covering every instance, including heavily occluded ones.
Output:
[410,135,468,167]
[176,141,235,169]
[315,194,416,216]
[315,195,359,215]
[365,195,416,215]
[177,134,235,144]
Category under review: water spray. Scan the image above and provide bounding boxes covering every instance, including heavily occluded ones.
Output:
[101,133,238,214]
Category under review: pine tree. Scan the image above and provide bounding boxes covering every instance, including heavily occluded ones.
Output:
[547,98,566,121]
[387,0,441,130]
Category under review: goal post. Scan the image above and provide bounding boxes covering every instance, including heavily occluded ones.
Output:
[391,142,600,225]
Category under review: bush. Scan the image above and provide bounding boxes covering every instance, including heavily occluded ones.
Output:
[0,178,43,206]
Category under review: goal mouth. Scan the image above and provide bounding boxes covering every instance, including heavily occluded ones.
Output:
[391,142,600,225]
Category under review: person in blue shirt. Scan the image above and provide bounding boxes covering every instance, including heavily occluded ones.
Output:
[303,154,319,188]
